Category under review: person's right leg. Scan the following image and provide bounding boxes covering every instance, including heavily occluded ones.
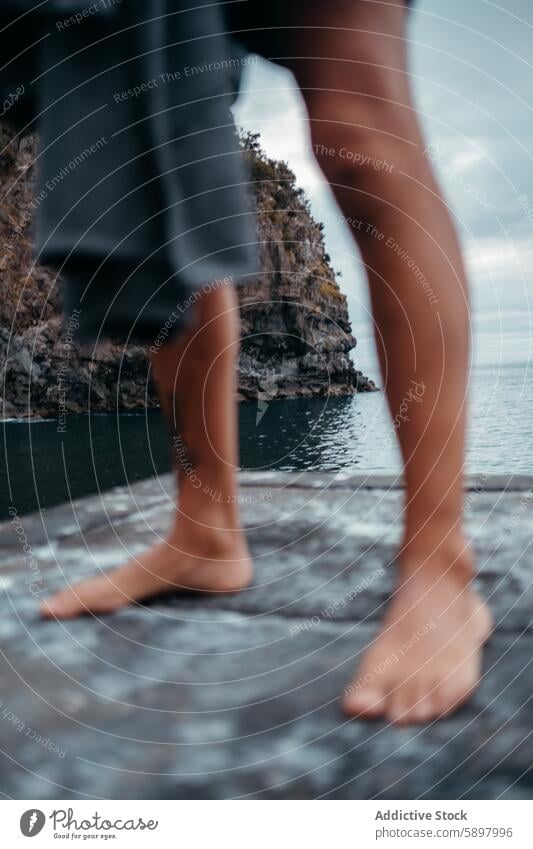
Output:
[279,0,492,724]
[42,281,252,617]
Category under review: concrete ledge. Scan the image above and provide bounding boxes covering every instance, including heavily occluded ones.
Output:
[1,473,532,799]
[239,471,533,492]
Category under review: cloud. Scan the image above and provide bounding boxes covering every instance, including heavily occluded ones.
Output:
[232,1,533,365]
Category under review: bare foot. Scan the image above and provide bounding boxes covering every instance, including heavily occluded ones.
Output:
[41,523,252,619]
[342,547,493,725]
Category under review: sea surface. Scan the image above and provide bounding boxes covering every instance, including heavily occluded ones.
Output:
[2,344,532,519]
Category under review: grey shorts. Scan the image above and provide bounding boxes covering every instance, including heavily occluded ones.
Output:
[0,1,413,344]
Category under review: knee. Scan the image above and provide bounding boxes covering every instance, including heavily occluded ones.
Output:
[306,91,425,219]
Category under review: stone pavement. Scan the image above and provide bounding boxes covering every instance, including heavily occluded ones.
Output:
[1,472,532,799]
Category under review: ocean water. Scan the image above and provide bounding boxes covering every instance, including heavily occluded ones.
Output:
[240,360,533,477]
[2,343,531,519]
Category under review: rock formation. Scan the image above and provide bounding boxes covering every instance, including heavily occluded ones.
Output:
[0,127,376,419]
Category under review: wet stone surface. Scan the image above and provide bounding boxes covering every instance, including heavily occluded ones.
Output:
[0,472,532,799]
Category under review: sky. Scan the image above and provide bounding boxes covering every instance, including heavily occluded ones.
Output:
[232,0,533,373]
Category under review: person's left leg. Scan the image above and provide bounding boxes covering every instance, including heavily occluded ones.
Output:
[276,0,491,724]
[42,282,252,618]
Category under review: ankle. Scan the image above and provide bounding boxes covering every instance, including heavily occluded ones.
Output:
[168,497,247,549]
[398,531,474,583]
[178,483,241,529]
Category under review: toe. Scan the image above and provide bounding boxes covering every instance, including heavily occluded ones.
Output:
[342,684,387,719]
[41,590,81,619]
[387,685,411,726]
[414,682,441,724]
[404,681,438,725]
[40,575,130,619]
[436,678,476,719]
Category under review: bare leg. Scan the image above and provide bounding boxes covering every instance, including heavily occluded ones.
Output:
[282,0,492,723]
[42,283,252,617]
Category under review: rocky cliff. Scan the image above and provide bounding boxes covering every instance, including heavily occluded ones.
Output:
[0,128,376,419]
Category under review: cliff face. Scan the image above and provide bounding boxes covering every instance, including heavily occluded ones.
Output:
[0,129,375,419]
